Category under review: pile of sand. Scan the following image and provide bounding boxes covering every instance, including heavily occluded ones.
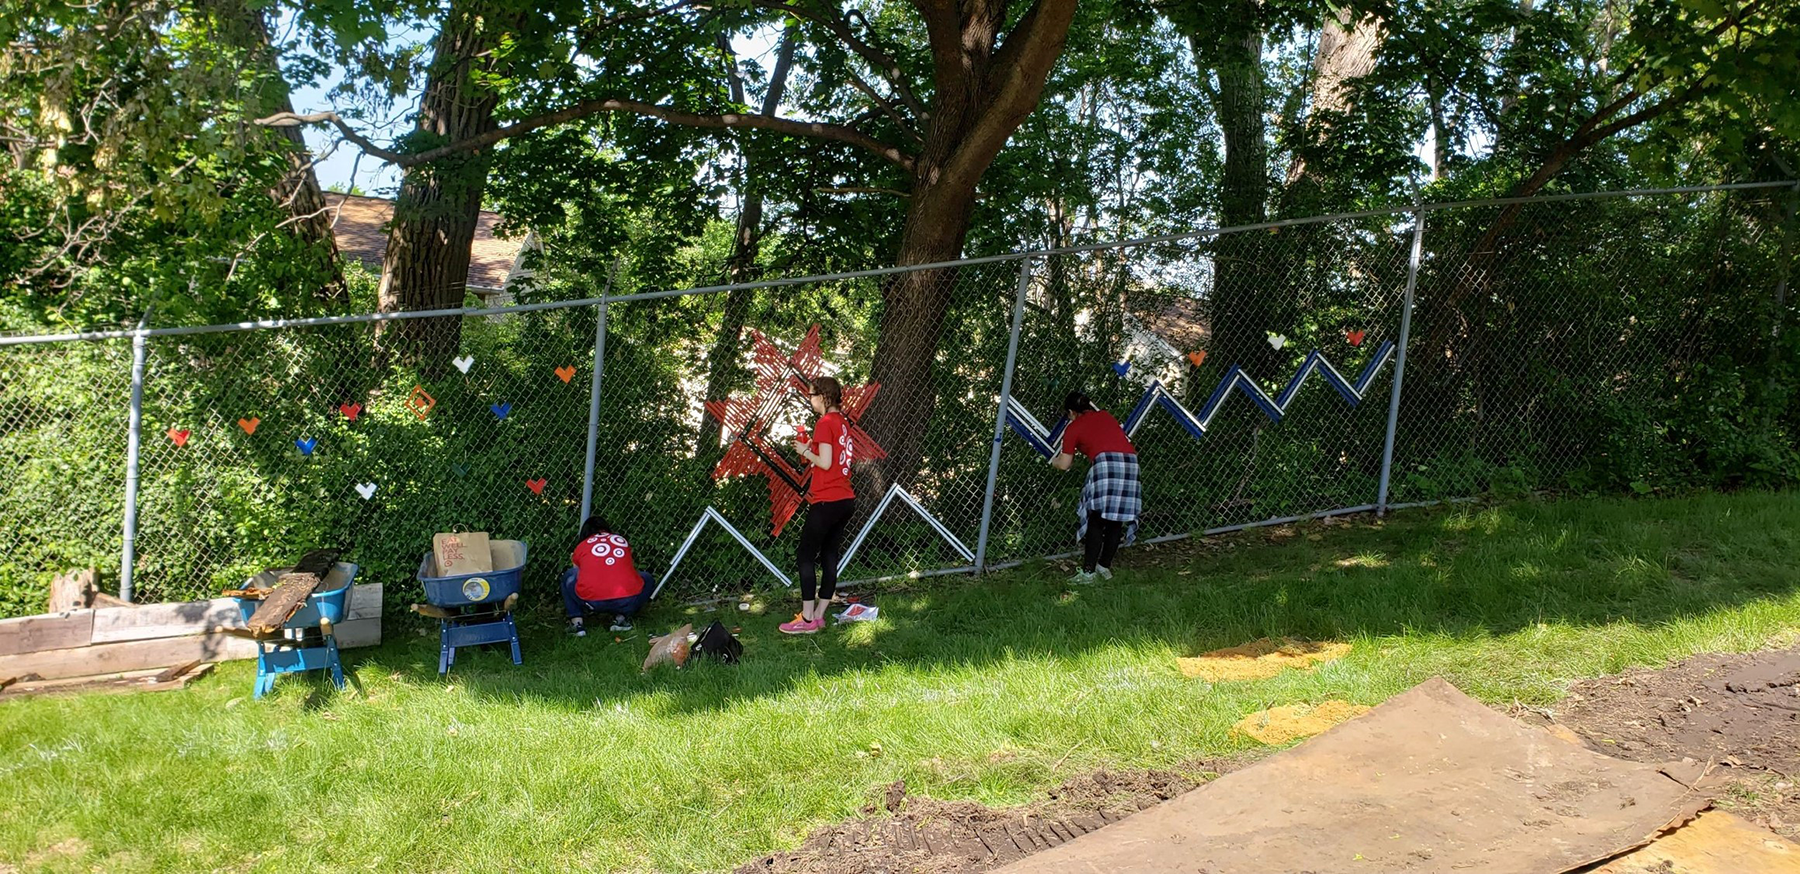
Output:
[1230,700,1371,745]
[1177,637,1351,682]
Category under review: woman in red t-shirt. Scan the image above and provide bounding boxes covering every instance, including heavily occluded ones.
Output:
[780,376,857,634]
[560,514,652,636]
[1050,391,1142,584]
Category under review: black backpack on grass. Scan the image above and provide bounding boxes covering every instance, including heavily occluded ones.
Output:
[692,620,743,664]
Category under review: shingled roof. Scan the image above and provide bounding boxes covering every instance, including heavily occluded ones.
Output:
[323,192,526,293]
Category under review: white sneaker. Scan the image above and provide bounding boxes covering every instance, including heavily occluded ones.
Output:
[1095,566,1114,581]
[1068,570,1098,585]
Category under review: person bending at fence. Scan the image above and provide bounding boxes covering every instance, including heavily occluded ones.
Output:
[562,515,652,636]
[1051,390,1142,584]
[781,376,857,635]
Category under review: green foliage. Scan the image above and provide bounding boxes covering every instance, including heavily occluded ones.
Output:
[0,0,347,326]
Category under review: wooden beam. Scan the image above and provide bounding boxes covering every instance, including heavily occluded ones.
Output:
[246,573,319,635]
[47,569,97,613]
[0,634,258,682]
[0,610,95,657]
[91,599,243,644]
[244,549,342,636]
[0,663,217,700]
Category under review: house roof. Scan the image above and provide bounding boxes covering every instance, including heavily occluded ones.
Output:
[323,192,525,292]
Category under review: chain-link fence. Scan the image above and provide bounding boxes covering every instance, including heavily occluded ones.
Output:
[1,182,1794,616]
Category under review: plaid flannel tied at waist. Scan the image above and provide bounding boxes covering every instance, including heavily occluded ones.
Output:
[1076,452,1141,546]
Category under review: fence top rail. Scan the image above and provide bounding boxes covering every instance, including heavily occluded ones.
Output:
[2,179,1793,349]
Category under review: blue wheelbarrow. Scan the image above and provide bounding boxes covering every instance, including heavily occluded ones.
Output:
[414,540,527,675]
[232,562,359,699]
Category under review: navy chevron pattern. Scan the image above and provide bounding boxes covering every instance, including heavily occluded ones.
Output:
[1005,341,1396,457]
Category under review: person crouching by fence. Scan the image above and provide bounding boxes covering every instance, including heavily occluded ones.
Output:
[780,376,857,635]
[1050,390,1141,584]
[562,515,652,636]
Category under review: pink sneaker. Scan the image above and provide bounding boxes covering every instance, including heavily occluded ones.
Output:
[779,614,823,635]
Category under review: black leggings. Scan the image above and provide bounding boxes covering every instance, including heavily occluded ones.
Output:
[798,498,856,601]
[1083,511,1124,572]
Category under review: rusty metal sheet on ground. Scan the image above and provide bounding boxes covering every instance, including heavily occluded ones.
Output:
[1591,810,1800,874]
[993,678,1709,874]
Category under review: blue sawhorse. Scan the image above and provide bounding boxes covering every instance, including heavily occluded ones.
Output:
[436,610,522,675]
[253,632,344,699]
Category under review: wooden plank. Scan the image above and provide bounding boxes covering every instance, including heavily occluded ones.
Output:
[334,617,381,649]
[85,583,374,646]
[47,568,96,612]
[90,598,244,644]
[0,610,95,657]
[153,659,202,683]
[0,664,215,700]
[244,548,342,635]
[0,633,257,682]
[246,572,320,635]
[345,583,382,621]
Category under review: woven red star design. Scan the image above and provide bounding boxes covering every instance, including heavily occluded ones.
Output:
[705,325,884,536]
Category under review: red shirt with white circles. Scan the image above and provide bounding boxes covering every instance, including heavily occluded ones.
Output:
[807,411,855,503]
[571,533,643,601]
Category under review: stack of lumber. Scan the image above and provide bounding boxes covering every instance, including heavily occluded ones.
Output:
[0,573,381,696]
[240,548,341,638]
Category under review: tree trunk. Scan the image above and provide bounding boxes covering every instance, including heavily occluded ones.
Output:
[1428,79,1449,180]
[855,0,1076,492]
[377,1,517,364]
[1282,6,1383,217]
[209,0,345,304]
[698,28,798,453]
[859,177,980,494]
[1197,11,1282,387]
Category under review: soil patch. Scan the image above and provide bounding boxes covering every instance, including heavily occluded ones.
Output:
[1229,699,1371,745]
[1175,637,1351,682]
[1544,646,1800,841]
[732,758,1259,874]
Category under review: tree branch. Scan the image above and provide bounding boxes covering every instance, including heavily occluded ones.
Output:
[258,101,915,172]
[940,0,1078,194]
[846,69,925,145]
[916,0,970,103]
[814,185,912,197]
[255,111,409,164]
[750,0,928,120]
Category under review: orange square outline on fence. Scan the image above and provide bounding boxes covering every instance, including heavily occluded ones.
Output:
[407,385,437,421]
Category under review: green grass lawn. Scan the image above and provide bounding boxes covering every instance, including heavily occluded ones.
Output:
[3,492,1799,872]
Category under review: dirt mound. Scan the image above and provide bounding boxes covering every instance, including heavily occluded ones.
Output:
[1547,645,1800,841]
[1175,637,1351,682]
[1230,700,1371,745]
[732,764,1240,874]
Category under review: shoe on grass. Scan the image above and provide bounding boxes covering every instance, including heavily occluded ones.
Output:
[1095,566,1114,581]
[609,615,633,632]
[779,615,824,634]
[1068,570,1098,585]
[568,618,587,637]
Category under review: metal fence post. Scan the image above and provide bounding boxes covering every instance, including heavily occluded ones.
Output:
[1376,207,1427,516]
[974,257,1034,574]
[119,313,151,601]
[580,258,623,523]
